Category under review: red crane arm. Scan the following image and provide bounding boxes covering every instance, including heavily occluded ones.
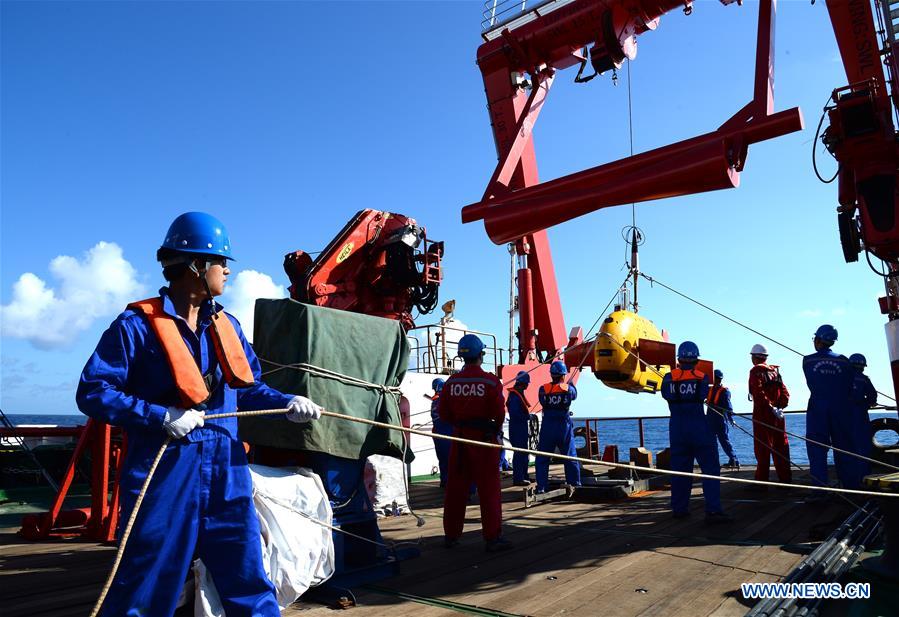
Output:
[469,0,801,371]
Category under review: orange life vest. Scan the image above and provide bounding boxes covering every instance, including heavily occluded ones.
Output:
[541,382,570,395]
[707,385,727,406]
[128,297,255,408]
[507,388,532,411]
[671,368,705,382]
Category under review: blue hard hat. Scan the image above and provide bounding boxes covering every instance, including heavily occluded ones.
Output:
[457,334,485,359]
[432,378,446,392]
[814,324,838,343]
[713,369,724,379]
[515,370,531,385]
[160,212,234,260]
[849,353,867,367]
[550,361,568,376]
[677,341,700,361]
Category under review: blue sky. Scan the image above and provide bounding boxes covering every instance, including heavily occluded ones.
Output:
[1,1,890,418]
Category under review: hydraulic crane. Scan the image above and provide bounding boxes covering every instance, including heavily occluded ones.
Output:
[823,0,899,403]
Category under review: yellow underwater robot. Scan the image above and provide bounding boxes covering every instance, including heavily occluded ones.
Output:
[593,309,672,394]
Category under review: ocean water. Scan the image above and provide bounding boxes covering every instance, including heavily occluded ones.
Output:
[8,412,898,467]
[7,414,86,427]
[573,412,899,466]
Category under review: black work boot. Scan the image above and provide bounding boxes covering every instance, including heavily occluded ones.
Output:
[704,511,734,525]
[485,536,513,552]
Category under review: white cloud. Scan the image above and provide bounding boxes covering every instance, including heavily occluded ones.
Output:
[1,242,145,350]
[831,307,847,317]
[220,270,287,342]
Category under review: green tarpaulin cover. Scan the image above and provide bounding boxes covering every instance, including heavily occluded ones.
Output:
[238,299,411,461]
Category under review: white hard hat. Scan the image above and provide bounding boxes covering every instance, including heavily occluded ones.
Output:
[750,343,769,356]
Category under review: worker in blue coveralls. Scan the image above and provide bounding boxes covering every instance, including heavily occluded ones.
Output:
[848,353,877,488]
[661,341,732,524]
[803,324,855,498]
[430,377,452,487]
[506,370,533,486]
[76,212,322,617]
[535,361,581,493]
[705,369,740,469]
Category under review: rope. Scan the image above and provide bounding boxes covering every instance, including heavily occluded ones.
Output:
[90,406,899,616]
[260,360,403,397]
[307,409,897,497]
[638,271,897,403]
[705,401,863,510]
[90,434,171,617]
[565,270,633,387]
[706,402,806,471]
[259,359,425,526]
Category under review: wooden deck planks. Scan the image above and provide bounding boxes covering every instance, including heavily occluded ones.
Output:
[2,465,849,617]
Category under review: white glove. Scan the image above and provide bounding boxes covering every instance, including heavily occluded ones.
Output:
[286,395,322,423]
[163,407,205,439]
[772,407,784,420]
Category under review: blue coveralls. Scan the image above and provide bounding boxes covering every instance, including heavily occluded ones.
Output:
[506,388,531,483]
[430,394,452,487]
[849,368,877,487]
[803,349,855,488]
[535,381,581,492]
[76,289,292,617]
[661,367,723,515]
[706,384,738,465]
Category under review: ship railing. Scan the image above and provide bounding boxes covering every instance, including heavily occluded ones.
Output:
[575,409,811,460]
[481,0,577,41]
[406,324,502,375]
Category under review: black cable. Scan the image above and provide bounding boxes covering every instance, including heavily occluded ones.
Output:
[812,96,839,184]
[864,249,889,277]
[627,58,636,229]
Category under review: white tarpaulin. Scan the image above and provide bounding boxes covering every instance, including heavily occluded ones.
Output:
[364,454,409,516]
[194,465,334,615]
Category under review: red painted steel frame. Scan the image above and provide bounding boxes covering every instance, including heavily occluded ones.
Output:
[470,0,801,384]
[18,419,125,541]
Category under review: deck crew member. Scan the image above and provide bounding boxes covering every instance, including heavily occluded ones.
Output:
[848,353,877,488]
[803,324,855,495]
[748,344,792,485]
[506,370,534,486]
[76,212,321,617]
[439,334,511,552]
[535,361,581,493]
[430,378,451,487]
[661,341,731,523]
[706,369,739,469]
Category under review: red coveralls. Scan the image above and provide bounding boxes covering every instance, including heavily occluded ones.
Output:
[439,364,505,541]
[748,364,792,482]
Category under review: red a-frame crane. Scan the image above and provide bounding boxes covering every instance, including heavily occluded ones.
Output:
[464,0,803,398]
